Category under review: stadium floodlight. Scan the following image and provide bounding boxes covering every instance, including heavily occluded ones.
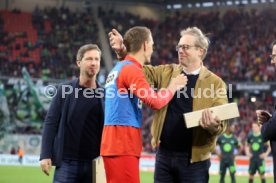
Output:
[172,4,182,9]
[251,0,258,4]
[226,1,233,5]
[272,90,276,97]
[202,2,214,7]
[187,3,193,8]
[166,5,172,9]
[195,3,201,7]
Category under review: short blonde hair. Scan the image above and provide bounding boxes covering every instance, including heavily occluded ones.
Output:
[181,27,209,60]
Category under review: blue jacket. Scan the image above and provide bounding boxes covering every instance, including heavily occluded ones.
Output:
[261,110,276,183]
[40,79,104,167]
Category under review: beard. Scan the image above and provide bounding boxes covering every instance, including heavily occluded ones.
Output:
[85,69,98,78]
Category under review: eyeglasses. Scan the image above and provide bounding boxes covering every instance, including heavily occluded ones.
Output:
[270,54,276,60]
[176,44,199,52]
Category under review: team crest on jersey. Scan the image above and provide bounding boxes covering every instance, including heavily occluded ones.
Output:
[105,71,118,87]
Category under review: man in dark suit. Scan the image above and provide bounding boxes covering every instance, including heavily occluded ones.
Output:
[256,40,276,183]
[40,44,104,183]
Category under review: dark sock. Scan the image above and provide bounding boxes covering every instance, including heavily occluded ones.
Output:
[230,173,236,183]
[219,172,225,183]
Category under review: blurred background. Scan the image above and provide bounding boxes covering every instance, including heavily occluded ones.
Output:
[0,0,276,182]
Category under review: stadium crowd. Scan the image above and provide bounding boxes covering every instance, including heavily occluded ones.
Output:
[0,7,100,80]
[1,7,276,154]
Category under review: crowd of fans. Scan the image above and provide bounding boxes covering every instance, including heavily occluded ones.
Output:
[101,8,276,82]
[0,7,276,154]
[0,7,100,80]
[1,7,276,81]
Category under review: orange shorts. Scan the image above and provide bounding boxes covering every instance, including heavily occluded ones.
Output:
[103,156,140,183]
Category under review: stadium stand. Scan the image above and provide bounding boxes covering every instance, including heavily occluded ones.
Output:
[0,5,276,155]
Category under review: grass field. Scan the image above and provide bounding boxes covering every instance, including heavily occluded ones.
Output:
[0,166,274,183]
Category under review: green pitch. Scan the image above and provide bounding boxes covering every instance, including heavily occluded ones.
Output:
[140,171,274,183]
[0,166,274,183]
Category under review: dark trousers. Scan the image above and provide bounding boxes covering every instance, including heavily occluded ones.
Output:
[154,147,210,183]
[219,159,236,183]
[53,159,92,183]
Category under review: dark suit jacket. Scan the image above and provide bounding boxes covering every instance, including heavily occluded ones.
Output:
[261,110,276,183]
[40,79,104,167]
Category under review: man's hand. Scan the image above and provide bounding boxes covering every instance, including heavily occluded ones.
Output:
[40,159,52,176]
[167,74,188,93]
[200,109,221,133]
[108,29,124,52]
[256,110,272,125]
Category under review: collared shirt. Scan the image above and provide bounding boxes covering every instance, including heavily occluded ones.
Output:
[183,66,201,75]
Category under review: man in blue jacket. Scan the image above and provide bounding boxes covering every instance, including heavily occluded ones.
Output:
[40,44,104,183]
[256,40,276,183]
